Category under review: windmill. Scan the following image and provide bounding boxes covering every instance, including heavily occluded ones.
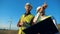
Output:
[8,18,12,30]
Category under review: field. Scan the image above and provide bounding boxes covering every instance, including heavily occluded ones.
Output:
[0,24,60,34]
[0,30,18,34]
[58,24,60,33]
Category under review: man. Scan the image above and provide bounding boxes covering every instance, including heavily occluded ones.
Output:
[33,3,59,34]
[17,3,34,34]
[33,3,48,23]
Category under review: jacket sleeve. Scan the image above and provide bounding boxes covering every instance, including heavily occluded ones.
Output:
[17,15,23,27]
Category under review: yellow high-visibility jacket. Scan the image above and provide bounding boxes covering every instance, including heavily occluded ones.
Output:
[18,14,34,34]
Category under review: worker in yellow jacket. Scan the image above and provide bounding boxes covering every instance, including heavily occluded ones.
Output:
[17,3,34,34]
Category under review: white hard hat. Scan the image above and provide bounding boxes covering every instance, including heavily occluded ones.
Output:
[25,3,31,6]
[36,6,41,12]
[25,3,32,10]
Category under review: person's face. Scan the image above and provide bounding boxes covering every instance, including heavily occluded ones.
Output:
[25,5,31,13]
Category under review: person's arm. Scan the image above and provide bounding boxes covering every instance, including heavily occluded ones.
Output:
[30,17,34,25]
[17,19,21,27]
[29,12,40,25]
[17,19,24,27]
[53,19,57,26]
[53,19,58,29]
[17,21,20,27]
[33,12,40,24]
[52,16,58,29]
[17,15,24,27]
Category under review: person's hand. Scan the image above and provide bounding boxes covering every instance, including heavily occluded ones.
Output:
[17,20,24,27]
[42,3,47,9]
[19,22,23,26]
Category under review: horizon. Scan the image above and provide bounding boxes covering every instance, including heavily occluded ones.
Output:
[0,0,60,30]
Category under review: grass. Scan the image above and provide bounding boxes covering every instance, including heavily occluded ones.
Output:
[0,30,18,34]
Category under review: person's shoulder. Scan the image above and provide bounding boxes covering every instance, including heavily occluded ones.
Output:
[46,15,54,19]
[20,14,25,18]
[29,14,34,17]
[21,14,25,16]
[46,15,55,19]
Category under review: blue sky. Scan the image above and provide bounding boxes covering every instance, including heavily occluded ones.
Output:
[0,0,60,30]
